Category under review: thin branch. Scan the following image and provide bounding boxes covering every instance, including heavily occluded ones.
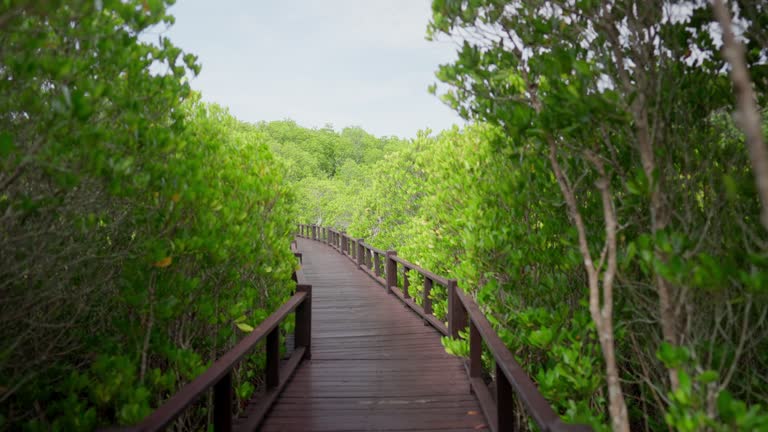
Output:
[712,0,768,230]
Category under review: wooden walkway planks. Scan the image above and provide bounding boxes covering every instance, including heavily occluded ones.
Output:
[259,237,488,432]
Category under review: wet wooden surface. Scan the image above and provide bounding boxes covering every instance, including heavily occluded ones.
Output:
[259,237,487,431]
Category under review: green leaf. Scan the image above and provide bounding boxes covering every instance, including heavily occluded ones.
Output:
[528,328,553,348]
[697,370,718,384]
[0,133,14,158]
[236,323,254,333]
[656,342,689,368]
[717,390,735,421]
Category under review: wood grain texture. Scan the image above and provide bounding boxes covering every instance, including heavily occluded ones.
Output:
[258,237,487,432]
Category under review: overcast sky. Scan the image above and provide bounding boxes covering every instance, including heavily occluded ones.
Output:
[151,0,463,138]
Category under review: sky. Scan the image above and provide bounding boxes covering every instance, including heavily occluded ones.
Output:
[150,0,464,138]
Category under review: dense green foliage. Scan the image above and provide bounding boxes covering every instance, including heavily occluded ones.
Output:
[422,1,768,430]
[1,2,295,430]
[254,120,409,226]
[3,0,768,431]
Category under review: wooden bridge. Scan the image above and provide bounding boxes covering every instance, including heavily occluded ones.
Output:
[117,225,592,432]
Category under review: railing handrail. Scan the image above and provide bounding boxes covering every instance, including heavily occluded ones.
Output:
[296,223,591,432]
[359,240,386,255]
[391,254,451,286]
[113,249,312,432]
[132,292,307,431]
[456,288,585,431]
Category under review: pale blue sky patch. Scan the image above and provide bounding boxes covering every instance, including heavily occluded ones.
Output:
[147,0,463,138]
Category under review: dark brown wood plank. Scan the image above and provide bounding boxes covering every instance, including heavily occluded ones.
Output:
[233,347,306,432]
[256,237,486,431]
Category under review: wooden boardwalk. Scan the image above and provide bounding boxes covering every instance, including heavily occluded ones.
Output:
[259,237,488,431]
[121,228,590,432]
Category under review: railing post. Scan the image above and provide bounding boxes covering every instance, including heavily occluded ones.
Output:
[341,231,347,254]
[266,327,280,389]
[312,225,317,241]
[357,239,364,268]
[496,364,515,431]
[423,277,433,322]
[213,371,233,432]
[385,250,397,294]
[469,320,482,379]
[374,252,381,277]
[448,279,467,339]
[403,266,410,299]
[295,284,312,360]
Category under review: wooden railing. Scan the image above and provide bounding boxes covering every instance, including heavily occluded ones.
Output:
[110,243,311,432]
[298,224,591,432]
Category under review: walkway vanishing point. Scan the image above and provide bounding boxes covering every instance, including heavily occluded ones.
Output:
[119,225,592,432]
[257,236,485,431]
